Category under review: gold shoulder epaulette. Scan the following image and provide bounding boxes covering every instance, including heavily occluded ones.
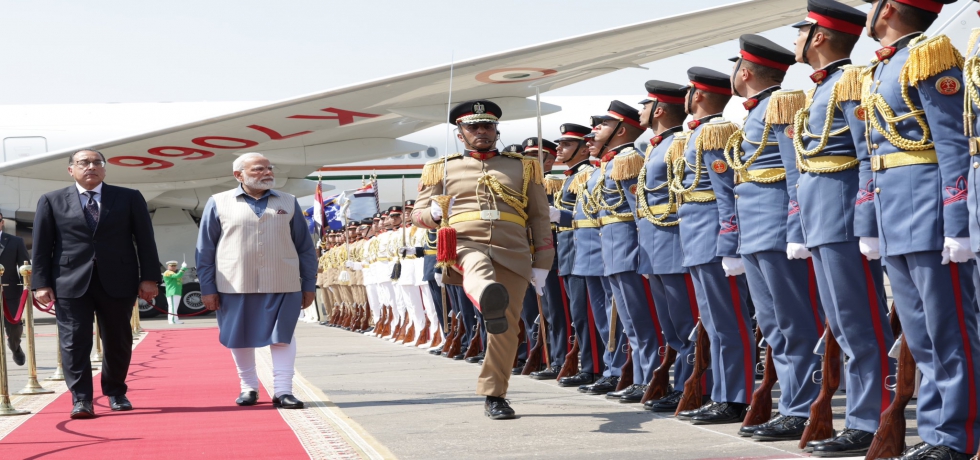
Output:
[765,89,806,125]
[698,118,738,151]
[610,147,644,181]
[665,134,689,164]
[836,65,866,101]
[570,165,594,192]
[521,157,543,184]
[543,174,565,195]
[419,153,462,187]
[903,34,964,87]
[501,151,524,159]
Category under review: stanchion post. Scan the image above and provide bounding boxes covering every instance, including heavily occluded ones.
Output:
[44,331,65,381]
[15,262,53,395]
[0,264,30,415]
[91,315,103,369]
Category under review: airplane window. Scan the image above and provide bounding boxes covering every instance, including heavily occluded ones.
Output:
[426,147,437,158]
[409,152,420,158]
[392,154,404,159]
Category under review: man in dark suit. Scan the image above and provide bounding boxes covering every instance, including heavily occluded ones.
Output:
[32,149,160,419]
[0,212,30,366]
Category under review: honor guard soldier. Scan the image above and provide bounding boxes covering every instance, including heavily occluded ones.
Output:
[551,123,605,388]
[864,1,980,458]
[575,122,628,395]
[521,136,571,380]
[413,100,554,419]
[725,35,826,439]
[789,2,896,455]
[420,224,445,350]
[631,81,700,413]
[669,67,753,424]
[592,101,663,403]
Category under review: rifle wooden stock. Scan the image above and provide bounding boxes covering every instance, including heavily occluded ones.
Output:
[888,301,901,339]
[799,324,840,448]
[444,314,461,357]
[464,321,482,359]
[414,317,431,347]
[676,322,709,415]
[402,323,415,344]
[616,344,634,391]
[556,336,580,381]
[866,335,915,459]
[522,328,544,375]
[643,347,678,404]
[744,344,778,427]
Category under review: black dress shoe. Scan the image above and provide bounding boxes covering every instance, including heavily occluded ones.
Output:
[452,351,467,360]
[584,376,619,395]
[803,433,835,453]
[479,283,510,334]
[811,428,874,457]
[429,345,445,355]
[690,401,748,425]
[272,394,304,409]
[70,400,95,419]
[530,364,561,380]
[676,401,717,420]
[108,395,133,411]
[878,442,972,460]
[11,344,25,366]
[738,413,784,437]
[484,396,516,420]
[512,360,527,375]
[560,372,596,387]
[465,353,485,364]
[619,384,646,403]
[606,384,636,399]
[644,390,683,412]
[752,415,807,441]
[236,390,258,406]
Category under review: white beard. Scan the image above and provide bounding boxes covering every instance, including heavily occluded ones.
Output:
[242,175,275,190]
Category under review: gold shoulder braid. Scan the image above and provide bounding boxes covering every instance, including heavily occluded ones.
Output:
[501,151,524,160]
[864,35,964,152]
[964,29,980,138]
[543,174,565,196]
[636,142,679,227]
[474,156,542,221]
[765,89,806,125]
[723,113,785,184]
[590,160,631,218]
[610,147,644,181]
[793,74,861,172]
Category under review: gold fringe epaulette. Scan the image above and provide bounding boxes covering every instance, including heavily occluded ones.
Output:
[902,34,964,87]
[665,134,689,164]
[543,174,565,195]
[967,28,980,56]
[610,147,644,181]
[419,153,462,187]
[522,157,543,184]
[698,119,738,151]
[836,65,866,101]
[501,151,524,160]
[765,90,806,125]
[569,166,594,192]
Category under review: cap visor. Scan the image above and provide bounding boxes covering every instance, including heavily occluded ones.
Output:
[790,19,810,29]
[638,98,653,104]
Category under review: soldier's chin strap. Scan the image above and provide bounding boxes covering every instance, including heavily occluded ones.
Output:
[801,24,819,65]
[686,87,696,116]
[459,126,499,153]
[646,101,660,129]
[731,58,744,98]
[597,121,621,156]
[868,0,887,43]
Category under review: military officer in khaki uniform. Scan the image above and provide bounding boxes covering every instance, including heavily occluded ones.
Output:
[413,100,554,420]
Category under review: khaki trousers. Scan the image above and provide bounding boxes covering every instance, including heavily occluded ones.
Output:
[450,247,528,398]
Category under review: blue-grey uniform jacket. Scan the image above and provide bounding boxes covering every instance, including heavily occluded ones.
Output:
[630,127,686,275]
[570,163,605,277]
[556,160,591,276]
[596,143,641,276]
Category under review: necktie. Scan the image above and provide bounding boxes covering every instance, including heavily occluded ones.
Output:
[84,191,99,232]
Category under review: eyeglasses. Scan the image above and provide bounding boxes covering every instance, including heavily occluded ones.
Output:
[243,165,276,173]
[73,160,106,168]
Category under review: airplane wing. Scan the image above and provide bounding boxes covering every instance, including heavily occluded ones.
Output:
[0,0,863,191]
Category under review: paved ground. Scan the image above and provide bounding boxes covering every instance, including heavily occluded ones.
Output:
[3,313,920,459]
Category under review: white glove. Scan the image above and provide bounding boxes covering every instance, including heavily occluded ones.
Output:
[942,237,973,265]
[859,237,881,261]
[530,268,549,296]
[435,272,444,287]
[345,261,363,271]
[181,262,187,269]
[786,243,812,260]
[548,206,561,223]
[429,197,455,221]
[721,257,745,277]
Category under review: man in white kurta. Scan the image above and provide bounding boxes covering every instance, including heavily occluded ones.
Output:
[196,153,318,409]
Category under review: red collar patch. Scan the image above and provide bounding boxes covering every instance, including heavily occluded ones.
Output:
[875,46,896,61]
[687,120,701,130]
[810,69,828,84]
[650,135,663,147]
[468,150,497,161]
[743,99,758,110]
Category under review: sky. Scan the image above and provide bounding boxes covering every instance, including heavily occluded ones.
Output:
[0,1,974,106]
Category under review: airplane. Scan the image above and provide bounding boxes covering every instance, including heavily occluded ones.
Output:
[12,0,978,316]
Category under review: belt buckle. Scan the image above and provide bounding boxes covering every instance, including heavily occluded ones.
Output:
[871,155,882,172]
[971,138,979,156]
[480,210,500,221]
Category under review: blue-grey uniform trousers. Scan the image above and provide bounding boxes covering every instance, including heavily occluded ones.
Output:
[520,270,568,367]
[741,252,823,417]
[688,263,754,404]
[888,254,980,452]
[450,285,481,352]
[647,273,698,388]
[564,275,601,374]
[608,271,662,385]
[810,242,894,433]
[427,279,446,337]
[586,276,626,378]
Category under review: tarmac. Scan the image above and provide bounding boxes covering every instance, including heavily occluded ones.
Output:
[3,313,920,459]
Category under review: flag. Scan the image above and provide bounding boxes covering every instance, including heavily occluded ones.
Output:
[342,181,380,222]
[323,193,344,230]
[312,177,325,235]
[302,206,319,236]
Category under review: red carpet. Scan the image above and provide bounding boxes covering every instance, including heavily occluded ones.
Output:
[0,327,311,459]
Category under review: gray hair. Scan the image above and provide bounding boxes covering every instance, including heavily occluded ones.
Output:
[233,152,267,172]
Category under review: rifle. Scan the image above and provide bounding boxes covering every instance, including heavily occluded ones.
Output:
[616,344,634,391]
[401,322,415,345]
[676,320,709,414]
[444,312,464,358]
[463,319,482,360]
[440,313,458,354]
[866,332,914,458]
[414,316,431,347]
[642,346,677,404]
[556,334,580,380]
[522,317,545,375]
[799,323,840,448]
[744,344,777,426]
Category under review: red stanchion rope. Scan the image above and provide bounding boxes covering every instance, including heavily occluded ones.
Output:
[1,291,29,323]
[33,297,55,315]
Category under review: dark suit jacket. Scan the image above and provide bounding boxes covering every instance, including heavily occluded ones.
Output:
[31,183,161,299]
[0,232,30,312]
